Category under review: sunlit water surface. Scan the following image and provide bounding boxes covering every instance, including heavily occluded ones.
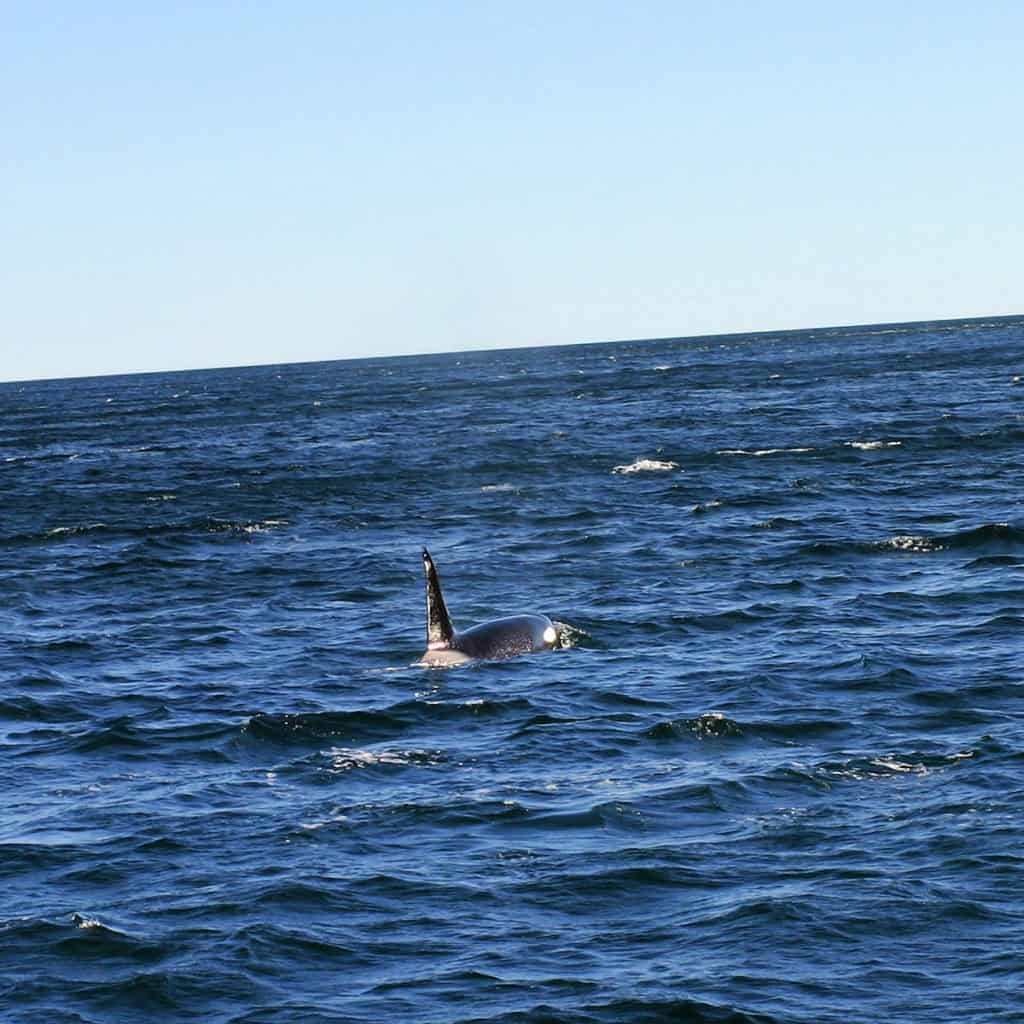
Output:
[2,317,1023,1023]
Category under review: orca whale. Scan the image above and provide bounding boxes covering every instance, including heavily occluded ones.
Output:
[420,547,558,666]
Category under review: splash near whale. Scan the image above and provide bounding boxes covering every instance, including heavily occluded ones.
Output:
[420,547,558,666]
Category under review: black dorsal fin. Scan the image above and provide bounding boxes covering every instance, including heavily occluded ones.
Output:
[422,547,455,649]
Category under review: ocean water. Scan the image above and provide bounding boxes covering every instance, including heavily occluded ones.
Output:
[1,316,1023,1024]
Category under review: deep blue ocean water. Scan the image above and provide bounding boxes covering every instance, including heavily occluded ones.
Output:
[2,316,1023,1023]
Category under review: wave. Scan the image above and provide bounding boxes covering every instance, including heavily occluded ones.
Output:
[644,713,745,740]
[612,458,679,473]
[966,554,1022,569]
[815,748,975,783]
[453,995,780,1023]
[496,799,645,832]
[321,746,446,773]
[552,620,591,649]
[956,612,1024,636]
[0,913,172,966]
[700,746,982,800]
[1,516,291,547]
[754,516,802,530]
[669,609,762,631]
[0,695,91,724]
[875,523,1024,554]
[717,447,815,457]
[797,522,1024,560]
[846,439,902,450]
[691,499,724,514]
[244,697,535,746]
[18,714,239,758]
[643,714,847,744]
[875,534,943,553]
[938,523,1024,549]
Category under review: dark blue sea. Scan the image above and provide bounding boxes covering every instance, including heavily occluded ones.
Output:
[2,317,1023,1024]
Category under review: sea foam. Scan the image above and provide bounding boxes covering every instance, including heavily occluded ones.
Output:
[612,458,679,473]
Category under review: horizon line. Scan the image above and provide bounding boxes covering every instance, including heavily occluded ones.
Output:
[4,310,1021,387]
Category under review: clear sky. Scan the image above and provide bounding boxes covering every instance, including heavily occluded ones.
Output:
[3,2,1021,382]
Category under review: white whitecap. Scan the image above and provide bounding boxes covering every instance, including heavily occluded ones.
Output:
[46,523,106,537]
[612,458,679,474]
[870,756,924,774]
[300,808,350,830]
[238,519,289,534]
[717,448,815,457]
[847,440,902,450]
[881,534,941,553]
[324,746,436,772]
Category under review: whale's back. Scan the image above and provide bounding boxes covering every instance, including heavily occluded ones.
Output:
[455,614,557,660]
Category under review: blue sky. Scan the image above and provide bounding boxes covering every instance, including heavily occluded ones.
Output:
[3,2,1021,382]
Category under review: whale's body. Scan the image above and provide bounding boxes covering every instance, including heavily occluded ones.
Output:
[420,548,557,666]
